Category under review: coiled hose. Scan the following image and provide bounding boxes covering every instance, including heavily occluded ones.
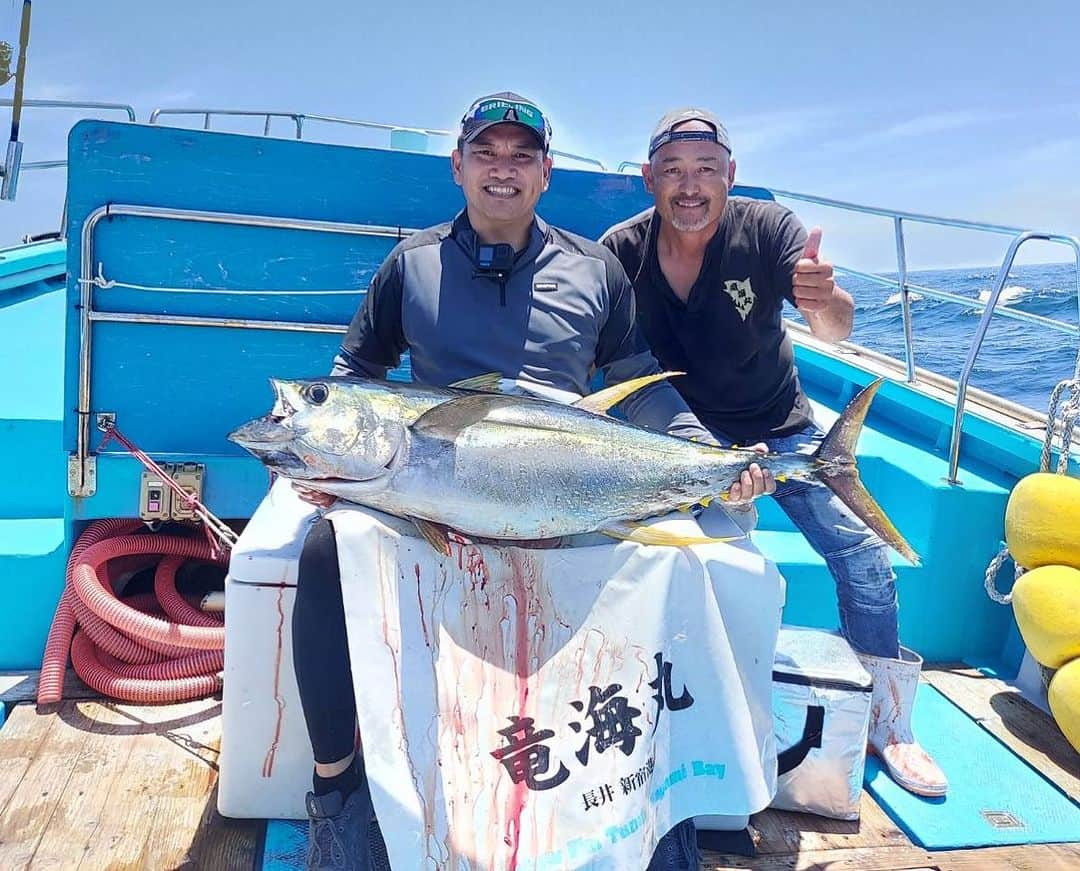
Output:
[38,519,227,704]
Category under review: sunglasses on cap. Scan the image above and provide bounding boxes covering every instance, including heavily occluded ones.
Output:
[460,95,552,151]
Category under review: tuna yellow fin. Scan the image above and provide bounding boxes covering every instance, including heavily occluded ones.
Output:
[573,371,684,416]
[448,372,504,393]
[409,517,452,557]
[813,378,920,565]
[598,520,741,548]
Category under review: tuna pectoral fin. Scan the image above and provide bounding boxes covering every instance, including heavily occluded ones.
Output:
[573,371,684,416]
[409,517,452,557]
[411,395,525,440]
[816,379,921,566]
[598,520,741,548]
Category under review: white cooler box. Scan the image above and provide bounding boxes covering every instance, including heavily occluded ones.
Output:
[769,626,872,820]
[218,481,318,820]
[218,481,784,827]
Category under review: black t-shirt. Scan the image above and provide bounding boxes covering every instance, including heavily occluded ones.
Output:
[601,198,813,442]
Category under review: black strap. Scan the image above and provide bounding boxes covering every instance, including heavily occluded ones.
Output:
[776,705,825,776]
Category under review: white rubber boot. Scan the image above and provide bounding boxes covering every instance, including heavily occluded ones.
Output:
[856,646,948,797]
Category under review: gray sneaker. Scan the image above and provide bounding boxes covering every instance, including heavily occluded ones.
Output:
[305,781,391,870]
[646,817,700,871]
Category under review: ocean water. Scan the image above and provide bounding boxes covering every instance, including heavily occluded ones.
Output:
[374,260,1078,415]
[789,262,1080,414]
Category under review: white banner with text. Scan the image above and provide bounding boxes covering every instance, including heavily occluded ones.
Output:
[333,508,782,870]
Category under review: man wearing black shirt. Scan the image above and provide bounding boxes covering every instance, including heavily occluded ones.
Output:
[601,108,947,798]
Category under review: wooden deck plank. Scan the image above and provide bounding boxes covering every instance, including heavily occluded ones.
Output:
[750,791,910,854]
[0,697,260,871]
[27,702,143,869]
[701,841,1080,870]
[0,697,65,819]
[924,666,1080,800]
[130,700,226,870]
[71,699,254,871]
[70,704,182,871]
[179,785,265,871]
[0,703,97,868]
[0,668,97,705]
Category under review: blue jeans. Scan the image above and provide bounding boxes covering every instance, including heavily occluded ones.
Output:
[718,422,900,659]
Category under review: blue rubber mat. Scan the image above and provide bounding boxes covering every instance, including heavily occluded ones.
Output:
[261,820,306,870]
[865,683,1080,849]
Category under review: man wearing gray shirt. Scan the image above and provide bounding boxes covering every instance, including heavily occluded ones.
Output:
[293,92,770,871]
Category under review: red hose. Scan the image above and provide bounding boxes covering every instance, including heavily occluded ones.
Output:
[154,555,225,629]
[39,519,142,703]
[73,537,225,649]
[71,631,222,704]
[38,520,228,705]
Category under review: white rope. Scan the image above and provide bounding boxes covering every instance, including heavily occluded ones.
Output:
[983,545,1025,605]
[988,349,1079,603]
[1057,394,1080,473]
[78,262,363,296]
[1041,377,1079,473]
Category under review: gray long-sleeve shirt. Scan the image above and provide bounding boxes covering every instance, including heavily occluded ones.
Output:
[332,210,712,442]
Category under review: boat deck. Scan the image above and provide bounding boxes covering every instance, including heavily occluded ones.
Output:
[0,668,1076,870]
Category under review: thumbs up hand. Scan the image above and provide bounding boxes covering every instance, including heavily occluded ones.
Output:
[792,227,836,314]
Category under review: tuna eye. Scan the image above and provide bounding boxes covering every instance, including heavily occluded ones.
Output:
[305,383,329,405]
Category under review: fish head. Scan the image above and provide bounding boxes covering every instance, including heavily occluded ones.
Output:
[228,378,405,486]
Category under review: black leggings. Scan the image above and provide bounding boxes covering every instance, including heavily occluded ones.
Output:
[292,516,358,764]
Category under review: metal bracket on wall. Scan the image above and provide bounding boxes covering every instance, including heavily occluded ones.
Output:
[68,411,116,497]
[68,454,96,497]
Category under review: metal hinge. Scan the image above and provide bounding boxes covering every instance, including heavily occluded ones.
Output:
[67,411,114,497]
[68,454,97,497]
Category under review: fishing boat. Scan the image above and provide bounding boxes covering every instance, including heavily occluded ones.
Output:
[1,75,1078,871]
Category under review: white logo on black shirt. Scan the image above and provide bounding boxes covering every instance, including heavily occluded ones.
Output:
[723,278,756,321]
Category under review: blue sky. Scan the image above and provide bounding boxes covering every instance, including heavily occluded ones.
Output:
[1,0,1079,271]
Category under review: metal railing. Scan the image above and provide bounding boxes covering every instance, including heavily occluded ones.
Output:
[0,99,138,236]
[147,106,608,170]
[831,264,1079,338]
[0,99,137,170]
[147,107,448,141]
[949,232,1080,482]
[70,202,421,497]
[769,187,1080,484]
[1,100,608,234]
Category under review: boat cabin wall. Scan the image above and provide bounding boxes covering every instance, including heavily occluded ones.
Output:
[62,119,773,522]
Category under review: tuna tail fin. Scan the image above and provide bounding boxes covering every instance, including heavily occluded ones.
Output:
[815,379,921,566]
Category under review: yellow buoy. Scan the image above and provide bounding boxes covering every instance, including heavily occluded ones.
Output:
[1011,565,1080,668]
[1048,658,1080,754]
[1004,472,1080,570]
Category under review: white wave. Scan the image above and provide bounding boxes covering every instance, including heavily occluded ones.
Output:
[977,285,1029,305]
[885,291,924,305]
